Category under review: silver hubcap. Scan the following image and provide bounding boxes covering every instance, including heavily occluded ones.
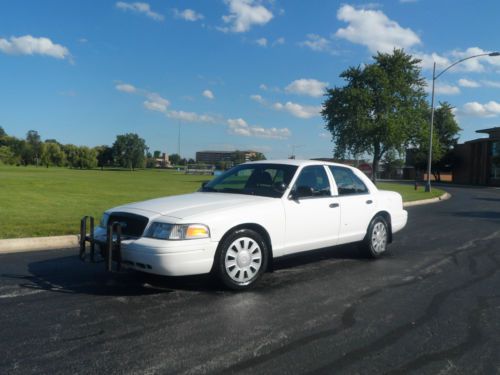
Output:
[371,222,387,254]
[225,237,262,284]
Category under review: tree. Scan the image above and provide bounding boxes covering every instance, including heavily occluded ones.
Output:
[95,145,114,170]
[77,146,98,169]
[250,152,266,161]
[412,102,461,180]
[0,146,17,165]
[112,133,147,170]
[169,153,181,165]
[26,130,43,166]
[153,150,162,159]
[41,142,65,167]
[322,49,428,183]
[0,126,6,137]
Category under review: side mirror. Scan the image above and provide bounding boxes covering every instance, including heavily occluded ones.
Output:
[289,186,313,200]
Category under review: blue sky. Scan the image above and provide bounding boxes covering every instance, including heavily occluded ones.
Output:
[1,0,500,160]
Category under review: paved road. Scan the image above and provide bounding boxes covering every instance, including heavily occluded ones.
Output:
[1,186,500,374]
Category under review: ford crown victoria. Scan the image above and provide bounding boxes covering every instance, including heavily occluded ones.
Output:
[93,160,408,290]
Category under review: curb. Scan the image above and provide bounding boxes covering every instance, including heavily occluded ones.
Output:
[403,192,451,207]
[0,235,79,254]
[0,192,451,254]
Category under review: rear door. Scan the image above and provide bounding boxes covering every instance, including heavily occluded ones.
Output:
[328,166,376,245]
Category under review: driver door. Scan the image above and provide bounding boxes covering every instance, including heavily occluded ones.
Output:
[282,165,341,254]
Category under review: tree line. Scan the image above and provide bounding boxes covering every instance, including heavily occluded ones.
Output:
[0,129,152,170]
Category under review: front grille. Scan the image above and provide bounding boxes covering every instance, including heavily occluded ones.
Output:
[108,212,149,237]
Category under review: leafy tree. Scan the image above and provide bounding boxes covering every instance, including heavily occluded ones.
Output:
[0,146,18,165]
[188,158,195,164]
[249,152,266,161]
[26,130,43,166]
[412,102,461,180]
[112,133,147,170]
[77,146,98,169]
[322,49,428,183]
[153,150,162,159]
[169,153,181,165]
[0,126,6,137]
[95,145,114,170]
[62,144,79,168]
[41,142,66,167]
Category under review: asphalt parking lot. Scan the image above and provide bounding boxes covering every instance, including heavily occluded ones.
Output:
[1,185,500,374]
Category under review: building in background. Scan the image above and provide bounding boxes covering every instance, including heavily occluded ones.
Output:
[155,153,170,168]
[195,150,258,165]
[453,127,500,186]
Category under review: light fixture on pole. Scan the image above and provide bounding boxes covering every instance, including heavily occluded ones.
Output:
[425,51,500,192]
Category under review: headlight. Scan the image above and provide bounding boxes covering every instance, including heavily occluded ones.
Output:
[100,213,110,228]
[145,223,210,240]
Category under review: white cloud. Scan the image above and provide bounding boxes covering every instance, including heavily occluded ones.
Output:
[482,80,500,88]
[335,5,421,53]
[259,84,268,91]
[273,101,322,119]
[227,118,291,139]
[116,2,164,21]
[202,89,215,100]
[173,8,204,21]
[458,78,480,88]
[285,79,328,98]
[115,83,137,93]
[299,34,331,53]
[250,94,266,104]
[415,52,451,71]
[462,101,500,117]
[256,38,268,47]
[0,35,70,59]
[425,81,460,95]
[144,93,170,113]
[221,0,273,33]
[417,47,500,73]
[167,110,216,123]
[273,37,285,46]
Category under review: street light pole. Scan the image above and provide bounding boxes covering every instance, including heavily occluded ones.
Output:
[425,51,500,192]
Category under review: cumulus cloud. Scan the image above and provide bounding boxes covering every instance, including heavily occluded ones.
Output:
[221,0,273,33]
[173,8,204,21]
[335,5,421,53]
[285,79,328,98]
[273,101,322,119]
[167,110,216,123]
[425,81,460,95]
[417,47,500,73]
[250,94,266,104]
[462,101,500,117]
[0,35,70,59]
[115,83,137,93]
[202,89,215,99]
[116,2,164,21]
[144,93,170,113]
[227,118,291,139]
[299,34,332,53]
[458,78,480,88]
[256,38,268,47]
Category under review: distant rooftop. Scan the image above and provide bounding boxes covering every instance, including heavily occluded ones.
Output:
[476,127,500,138]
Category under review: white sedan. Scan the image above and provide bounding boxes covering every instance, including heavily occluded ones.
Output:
[94,160,408,290]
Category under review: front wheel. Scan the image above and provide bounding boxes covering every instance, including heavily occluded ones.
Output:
[362,216,389,258]
[215,229,268,290]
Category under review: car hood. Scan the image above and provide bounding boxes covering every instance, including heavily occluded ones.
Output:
[108,192,273,220]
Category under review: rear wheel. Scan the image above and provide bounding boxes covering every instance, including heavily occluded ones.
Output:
[362,216,389,258]
[215,229,268,290]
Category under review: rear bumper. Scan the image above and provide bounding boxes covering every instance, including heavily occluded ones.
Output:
[392,210,408,234]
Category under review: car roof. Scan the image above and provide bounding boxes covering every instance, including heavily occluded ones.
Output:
[245,159,353,168]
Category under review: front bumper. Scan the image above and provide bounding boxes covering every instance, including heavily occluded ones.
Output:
[93,227,218,276]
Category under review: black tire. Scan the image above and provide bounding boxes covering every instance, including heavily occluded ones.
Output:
[362,216,389,259]
[214,229,268,290]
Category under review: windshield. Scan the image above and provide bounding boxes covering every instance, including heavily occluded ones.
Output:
[200,163,298,198]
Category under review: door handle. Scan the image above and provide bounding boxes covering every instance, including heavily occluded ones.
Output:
[329,203,339,208]
[366,200,373,204]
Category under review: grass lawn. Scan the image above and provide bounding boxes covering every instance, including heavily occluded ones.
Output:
[377,182,444,202]
[0,166,445,239]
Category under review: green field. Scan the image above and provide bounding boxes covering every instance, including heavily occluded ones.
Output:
[0,166,444,239]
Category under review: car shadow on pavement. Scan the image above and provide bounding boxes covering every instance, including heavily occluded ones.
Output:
[2,244,371,296]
